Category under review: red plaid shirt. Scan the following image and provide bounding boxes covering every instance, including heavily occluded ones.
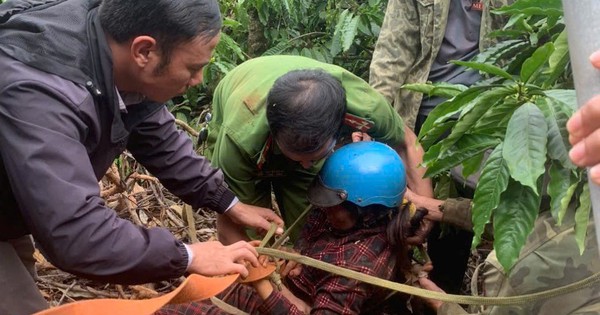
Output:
[156,208,398,315]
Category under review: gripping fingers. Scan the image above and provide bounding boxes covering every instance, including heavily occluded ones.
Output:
[570,128,600,168]
[229,241,259,267]
[568,95,600,141]
[230,262,250,278]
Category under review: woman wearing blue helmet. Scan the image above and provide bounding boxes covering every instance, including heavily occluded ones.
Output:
[158,141,429,314]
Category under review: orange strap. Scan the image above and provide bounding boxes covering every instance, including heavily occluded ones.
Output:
[35,263,276,315]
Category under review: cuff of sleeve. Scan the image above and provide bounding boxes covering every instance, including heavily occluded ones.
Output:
[224,197,239,214]
[213,185,237,214]
[183,243,194,271]
[440,198,473,231]
[257,289,282,314]
[175,240,191,274]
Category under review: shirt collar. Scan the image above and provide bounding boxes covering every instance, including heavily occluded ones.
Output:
[115,87,146,112]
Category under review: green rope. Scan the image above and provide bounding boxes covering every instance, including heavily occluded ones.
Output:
[258,223,278,248]
[271,204,313,249]
[256,247,600,306]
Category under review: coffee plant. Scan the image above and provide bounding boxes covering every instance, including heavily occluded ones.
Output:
[404,0,589,272]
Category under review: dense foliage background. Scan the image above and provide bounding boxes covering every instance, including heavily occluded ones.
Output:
[172,0,388,128]
[405,0,589,271]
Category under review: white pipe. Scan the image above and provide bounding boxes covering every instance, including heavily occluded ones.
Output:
[563,0,600,251]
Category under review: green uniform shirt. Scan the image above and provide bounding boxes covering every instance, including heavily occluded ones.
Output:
[369,0,513,129]
[205,55,405,240]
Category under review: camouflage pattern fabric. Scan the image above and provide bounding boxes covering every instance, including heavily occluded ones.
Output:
[369,0,513,129]
[438,209,600,314]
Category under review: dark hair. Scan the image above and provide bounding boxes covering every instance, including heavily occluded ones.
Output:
[99,0,222,69]
[344,201,427,279]
[266,69,347,154]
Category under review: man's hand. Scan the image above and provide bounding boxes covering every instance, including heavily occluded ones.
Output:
[278,247,303,278]
[567,50,600,185]
[187,240,259,278]
[417,277,445,311]
[405,209,433,246]
[226,202,284,235]
[404,188,443,222]
[351,131,372,142]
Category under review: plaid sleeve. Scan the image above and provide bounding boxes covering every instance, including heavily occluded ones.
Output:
[258,290,306,315]
[310,274,369,314]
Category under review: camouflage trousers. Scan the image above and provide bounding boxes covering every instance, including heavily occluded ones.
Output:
[470,210,600,315]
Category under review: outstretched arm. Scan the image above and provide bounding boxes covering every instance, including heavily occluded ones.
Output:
[398,126,434,197]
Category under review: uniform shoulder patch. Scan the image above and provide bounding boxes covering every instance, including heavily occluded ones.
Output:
[344,113,374,132]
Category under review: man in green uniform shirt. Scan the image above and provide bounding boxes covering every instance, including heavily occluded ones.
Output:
[205,55,432,242]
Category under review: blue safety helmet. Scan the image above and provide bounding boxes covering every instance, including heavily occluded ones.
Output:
[307,141,407,208]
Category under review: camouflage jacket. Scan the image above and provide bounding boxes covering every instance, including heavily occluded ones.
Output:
[438,210,600,315]
[369,0,513,129]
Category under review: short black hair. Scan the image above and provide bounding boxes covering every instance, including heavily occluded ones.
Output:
[266,69,346,154]
[99,0,221,68]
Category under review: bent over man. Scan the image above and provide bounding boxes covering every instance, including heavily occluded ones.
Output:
[204,55,432,243]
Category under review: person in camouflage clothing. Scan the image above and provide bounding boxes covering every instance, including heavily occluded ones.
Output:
[415,201,600,315]
[369,0,513,131]
[369,0,514,294]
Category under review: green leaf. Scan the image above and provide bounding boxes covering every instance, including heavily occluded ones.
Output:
[434,173,458,200]
[329,9,349,56]
[452,60,514,81]
[488,29,527,39]
[544,30,569,87]
[493,180,541,272]
[547,162,574,221]
[311,48,327,63]
[493,0,563,17]
[300,47,313,58]
[503,103,548,194]
[472,144,510,248]
[472,98,521,138]
[222,17,242,29]
[559,181,579,225]
[461,151,485,180]
[544,89,578,112]
[281,0,293,18]
[472,39,526,64]
[520,42,554,83]
[341,15,360,52]
[419,120,456,151]
[418,86,494,140]
[211,61,234,75]
[218,32,246,61]
[440,86,516,152]
[424,134,500,178]
[536,97,575,169]
[575,184,591,255]
[319,47,334,63]
[502,13,527,31]
[548,30,569,71]
[529,32,539,47]
[402,82,468,99]
[262,41,291,56]
[507,46,538,75]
